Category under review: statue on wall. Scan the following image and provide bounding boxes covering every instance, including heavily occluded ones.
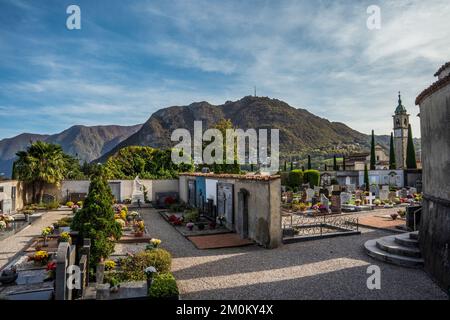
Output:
[132,175,145,204]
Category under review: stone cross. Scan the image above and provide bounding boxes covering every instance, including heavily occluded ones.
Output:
[366,192,376,205]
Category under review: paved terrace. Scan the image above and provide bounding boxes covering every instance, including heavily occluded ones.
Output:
[141,208,447,300]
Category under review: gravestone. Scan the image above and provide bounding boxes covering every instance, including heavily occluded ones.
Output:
[379,189,389,201]
[155,192,179,209]
[369,185,380,197]
[188,180,196,207]
[340,192,351,205]
[330,191,341,214]
[409,187,417,195]
[366,192,376,205]
[355,190,363,200]
[400,188,408,198]
[332,185,341,192]
[55,242,76,300]
[326,185,334,195]
[320,194,330,212]
[314,186,321,195]
[381,185,390,191]
[217,183,234,229]
[305,188,314,202]
[346,184,356,193]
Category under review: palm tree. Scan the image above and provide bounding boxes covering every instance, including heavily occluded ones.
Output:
[15,141,66,203]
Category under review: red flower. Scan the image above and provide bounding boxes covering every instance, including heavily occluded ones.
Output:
[46,261,56,271]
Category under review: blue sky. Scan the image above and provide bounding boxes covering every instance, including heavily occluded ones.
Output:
[1,0,449,140]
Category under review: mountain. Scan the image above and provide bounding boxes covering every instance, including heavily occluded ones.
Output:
[97,96,385,162]
[0,124,142,178]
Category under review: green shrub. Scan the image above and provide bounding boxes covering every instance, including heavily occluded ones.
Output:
[66,201,74,207]
[280,172,289,186]
[148,273,179,299]
[288,170,303,189]
[77,201,83,207]
[303,170,320,187]
[119,249,172,281]
[184,209,199,223]
[45,200,60,210]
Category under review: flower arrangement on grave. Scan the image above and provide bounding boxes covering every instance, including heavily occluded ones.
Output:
[105,260,116,271]
[59,232,71,244]
[355,199,362,206]
[0,221,6,230]
[45,261,56,280]
[115,218,126,229]
[77,201,83,208]
[150,238,162,249]
[186,222,194,231]
[164,196,176,206]
[41,226,53,246]
[29,250,49,265]
[373,199,382,206]
[318,204,328,213]
[311,204,319,211]
[66,201,74,207]
[71,204,79,213]
[129,211,139,220]
[134,221,145,236]
[120,210,127,221]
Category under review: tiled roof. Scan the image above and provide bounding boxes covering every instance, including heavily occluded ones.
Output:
[415,73,450,105]
[179,172,280,181]
[434,62,450,77]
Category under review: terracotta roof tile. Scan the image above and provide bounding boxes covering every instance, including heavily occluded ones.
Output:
[434,61,450,77]
[415,73,450,105]
[179,172,280,181]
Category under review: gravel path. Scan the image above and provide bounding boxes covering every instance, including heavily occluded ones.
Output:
[141,208,447,300]
[0,210,72,270]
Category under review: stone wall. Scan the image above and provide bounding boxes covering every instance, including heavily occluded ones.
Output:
[179,173,282,248]
[417,66,450,292]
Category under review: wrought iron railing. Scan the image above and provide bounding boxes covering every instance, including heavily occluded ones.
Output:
[282,214,359,238]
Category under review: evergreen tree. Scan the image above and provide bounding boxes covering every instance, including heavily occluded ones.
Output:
[342,157,346,171]
[71,169,122,266]
[370,130,376,170]
[283,161,287,172]
[406,124,417,169]
[389,132,396,169]
[324,164,328,171]
[333,155,337,171]
[364,164,370,191]
[307,155,312,170]
[290,162,293,171]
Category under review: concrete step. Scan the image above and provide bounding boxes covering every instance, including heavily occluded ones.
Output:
[376,235,422,258]
[395,233,419,248]
[409,231,419,240]
[364,239,424,268]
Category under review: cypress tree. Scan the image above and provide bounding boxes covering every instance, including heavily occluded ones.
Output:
[333,155,337,171]
[301,166,305,171]
[283,161,287,172]
[307,155,312,170]
[406,124,417,169]
[342,157,346,171]
[370,130,376,170]
[389,132,396,169]
[290,162,293,171]
[11,160,17,180]
[364,164,370,191]
[324,164,328,171]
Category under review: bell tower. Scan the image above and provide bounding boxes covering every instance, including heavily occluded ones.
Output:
[392,92,409,169]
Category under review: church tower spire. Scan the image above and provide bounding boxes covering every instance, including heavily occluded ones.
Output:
[392,91,409,168]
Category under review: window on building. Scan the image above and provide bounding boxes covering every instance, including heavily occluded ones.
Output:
[0,187,4,192]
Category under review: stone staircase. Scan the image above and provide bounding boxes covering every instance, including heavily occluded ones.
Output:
[364,231,424,268]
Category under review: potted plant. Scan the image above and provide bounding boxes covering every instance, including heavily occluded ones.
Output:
[0,221,6,231]
[45,262,56,281]
[104,260,116,271]
[134,221,145,237]
[58,232,72,245]
[109,277,120,293]
[355,199,362,206]
[186,222,194,231]
[397,209,406,218]
[41,227,52,247]
[29,250,49,266]
[373,199,382,206]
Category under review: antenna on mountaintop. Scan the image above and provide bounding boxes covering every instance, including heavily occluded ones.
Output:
[254,86,257,97]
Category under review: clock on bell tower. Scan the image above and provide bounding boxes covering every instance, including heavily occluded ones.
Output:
[392,92,409,169]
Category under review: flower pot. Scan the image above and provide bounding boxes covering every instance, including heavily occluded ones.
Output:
[390,213,399,220]
[134,231,144,237]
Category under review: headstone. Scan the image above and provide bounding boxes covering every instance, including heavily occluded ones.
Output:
[332,185,341,192]
[369,185,380,197]
[409,187,417,195]
[379,189,389,201]
[320,194,330,211]
[305,188,314,202]
[314,186,321,195]
[155,192,179,209]
[355,190,363,200]
[326,185,333,195]
[346,184,356,193]
[340,192,351,205]
[217,183,234,228]
[400,188,408,198]
[131,176,145,204]
[330,191,341,213]
[381,185,390,191]
[55,242,76,300]
[366,192,376,205]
